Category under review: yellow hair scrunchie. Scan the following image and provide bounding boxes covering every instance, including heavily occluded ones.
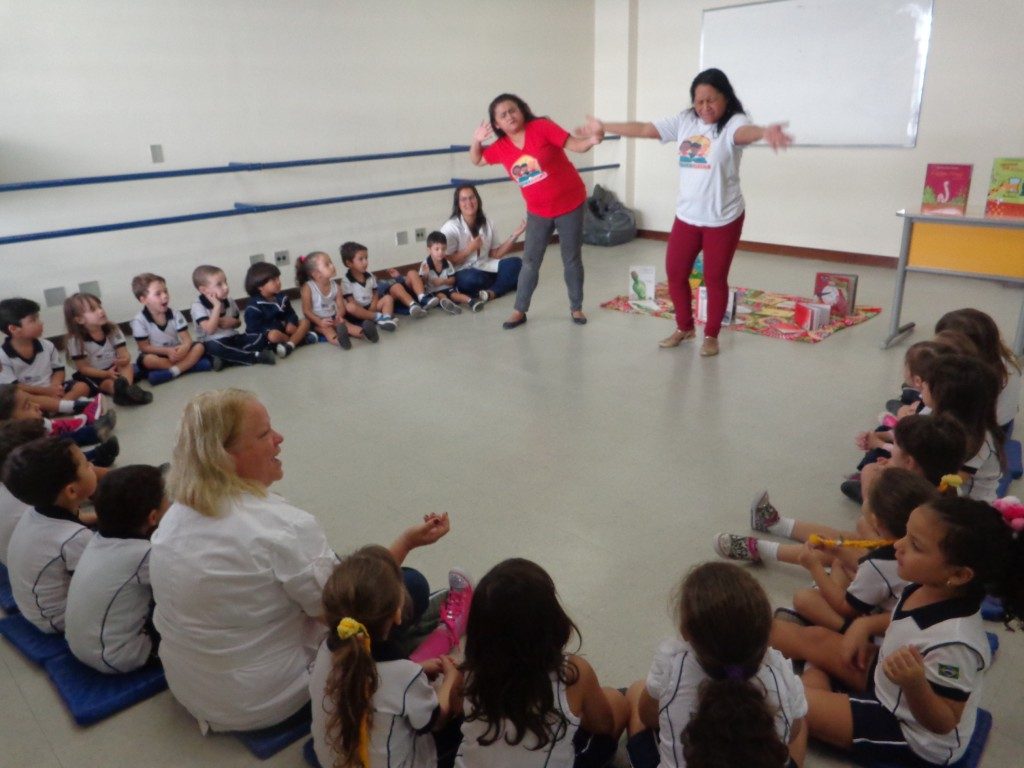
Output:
[938,474,964,494]
[336,617,372,767]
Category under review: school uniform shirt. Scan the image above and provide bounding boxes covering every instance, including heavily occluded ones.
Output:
[481,118,587,219]
[0,338,65,387]
[65,534,154,674]
[243,294,299,337]
[307,281,340,319]
[996,364,1022,427]
[962,431,1000,502]
[418,256,457,294]
[868,585,990,765]
[456,668,580,768]
[341,270,379,309]
[130,307,189,349]
[7,505,92,633]
[310,640,439,768]
[66,329,127,371]
[644,637,806,768]
[652,111,751,227]
[150,492,337,732]
[0,483,31,565]
[845,545,908,615]
[190,294,241,341]
[439,216,503,273]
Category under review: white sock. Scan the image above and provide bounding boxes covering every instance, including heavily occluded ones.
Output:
[757,540,780,562]
[286,342,295,351]
[57,400,74,414]
[169,366,181,377]
[775,517,796,538]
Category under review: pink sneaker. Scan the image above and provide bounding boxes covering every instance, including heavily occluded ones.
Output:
[48,415,88,436]
[76,394,104,424]
[440,568,473,642]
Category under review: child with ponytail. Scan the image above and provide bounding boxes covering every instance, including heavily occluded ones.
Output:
[624,562,806,768]
[296,252,378,349]
[310,545,464,768]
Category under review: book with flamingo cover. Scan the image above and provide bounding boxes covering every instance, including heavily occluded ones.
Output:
[921,163,972,215]
[985,158,1024,218]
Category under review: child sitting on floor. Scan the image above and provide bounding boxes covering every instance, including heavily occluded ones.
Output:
[295,251,377,348]
[65,464,168,674]
[0,420,46,565]
[3,437,96,632]
[243,262,316,357]
[340,241,427,332]
[191,265,277,368]
[63,292,151,405]
[624,562,806,768]
[130,273,211,384]
[418,232,483,315]
[0,297,95,416]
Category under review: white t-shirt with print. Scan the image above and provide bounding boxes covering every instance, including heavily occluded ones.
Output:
[440,216,502,273]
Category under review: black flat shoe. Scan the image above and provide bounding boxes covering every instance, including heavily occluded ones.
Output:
[571,312,587,325]
[502,315,527,330]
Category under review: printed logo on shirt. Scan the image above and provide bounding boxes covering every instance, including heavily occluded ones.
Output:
[937,663,960,680]
[510,155,548,187]
[678,135,711,168]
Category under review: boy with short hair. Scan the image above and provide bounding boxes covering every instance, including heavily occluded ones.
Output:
[130,273,211,385]
[191,265,276,368]
[4,437,96,632]
[65,464,168,673]
[339,242,430,331]
[0,297,96,416]
[243,262,316,357]
[0,419,46,565]
[418,232,483,314]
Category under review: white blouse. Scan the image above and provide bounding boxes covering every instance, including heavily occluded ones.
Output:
[439,216,503,273]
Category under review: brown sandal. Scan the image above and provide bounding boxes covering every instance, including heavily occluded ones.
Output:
[658,329,696,348]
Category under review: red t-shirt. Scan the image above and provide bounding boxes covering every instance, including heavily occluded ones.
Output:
[481,118,586,218]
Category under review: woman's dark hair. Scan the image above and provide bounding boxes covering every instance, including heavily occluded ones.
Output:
[462,558,580,749]
[244,262,281,297]
[339,242,368,267]
[3,437,79,507]
[487,93,538,138]
[94,465,165,538]
[936,308,1022,386]
[321,546,404,768]
[893,414,967,485]
[923,354,1004,468]
[295,251,329,288]
[689,68,746,135]
[682,679,790,768]
[449,184,488,237]
[866,467,938,538]
[922,497,1024,628]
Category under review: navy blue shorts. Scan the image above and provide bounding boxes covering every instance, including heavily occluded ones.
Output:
[849,696,937,767]
[376,276,407,299]
[626,729,660,768]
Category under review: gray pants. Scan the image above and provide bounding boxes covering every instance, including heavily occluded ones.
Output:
[514,203,585,314]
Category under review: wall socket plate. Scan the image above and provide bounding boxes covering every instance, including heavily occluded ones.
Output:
[274,250,290,265]
[79,280,101,298]
[395,230,409,246]
[150,144,164,163]
[414,228,427,242]
[250,253,265,265]
[43,287,67,308]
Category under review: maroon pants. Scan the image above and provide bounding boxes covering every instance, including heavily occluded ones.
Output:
[665,212,745,338]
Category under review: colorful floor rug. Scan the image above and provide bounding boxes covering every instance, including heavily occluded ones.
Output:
[600,282,881,343]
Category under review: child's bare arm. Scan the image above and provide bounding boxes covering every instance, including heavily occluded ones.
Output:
[19,381,63,398]
[73,357,117,380]
[883,646,966,734]
[136,338,173,357]
[798,543,858,618]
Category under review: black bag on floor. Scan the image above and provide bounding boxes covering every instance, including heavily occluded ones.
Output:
[582,184,637,247]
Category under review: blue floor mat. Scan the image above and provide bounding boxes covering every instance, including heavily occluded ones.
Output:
[0,563,17,614]
[235,703,312,760]
[302,738,321,768]
[43,654,168,726]
[981,595,1005,622]
[867,709,992,768]
[0,613,69,665]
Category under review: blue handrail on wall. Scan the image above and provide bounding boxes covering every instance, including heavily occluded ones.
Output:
[0,164,620,246]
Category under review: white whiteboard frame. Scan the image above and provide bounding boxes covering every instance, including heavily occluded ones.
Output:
[700,0,933,148]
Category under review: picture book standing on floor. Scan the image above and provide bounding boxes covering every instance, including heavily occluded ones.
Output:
[921,163,972,215]
[813,272,858,317]
[629,265,657,308]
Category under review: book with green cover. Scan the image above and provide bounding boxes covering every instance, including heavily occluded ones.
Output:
[985,158,1024,218]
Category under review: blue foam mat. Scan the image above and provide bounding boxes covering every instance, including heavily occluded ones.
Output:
[303,738,321,768]
[996,439,1022,497]
[43,654,167,726]
[867,709,992,768]
[981,595,1005,622]
[987,631,999,658]
[0,562,17,614]
[0,613,69,665]
[235,703,312,760]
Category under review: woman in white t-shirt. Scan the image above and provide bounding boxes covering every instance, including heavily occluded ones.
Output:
[583,69,791,356]
[440,185,526,304]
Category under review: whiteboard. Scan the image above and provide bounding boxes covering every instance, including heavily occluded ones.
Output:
[700,0,933,147]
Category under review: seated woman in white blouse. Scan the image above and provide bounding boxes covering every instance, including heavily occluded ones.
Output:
[151,388,449,732]
[440,184,526,304]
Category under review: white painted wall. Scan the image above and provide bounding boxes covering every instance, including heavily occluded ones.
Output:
[1,1,596,324]
[594,0,1024,257]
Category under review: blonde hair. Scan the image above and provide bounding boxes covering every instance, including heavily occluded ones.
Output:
[166,389,267,516]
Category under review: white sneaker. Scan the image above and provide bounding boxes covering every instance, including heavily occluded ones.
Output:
[478,290,490,303]
[439,297,461,315]
[409,303,427,318]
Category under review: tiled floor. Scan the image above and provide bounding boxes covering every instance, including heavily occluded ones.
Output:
[2,239,1021,766]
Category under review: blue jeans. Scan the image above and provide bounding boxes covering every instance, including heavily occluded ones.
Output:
[454,257,522,298]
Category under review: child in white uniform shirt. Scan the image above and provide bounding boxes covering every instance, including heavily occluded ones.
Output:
[3,436,96,632]
[190,265,277,368]
[66,464,168,674]
[130,273,211,385]
[624,562,806,768]
[295,252,378,348]
[340,241,427,332]
[0,420,45,565]
[419,233,482,314]
[804,497,1024,767]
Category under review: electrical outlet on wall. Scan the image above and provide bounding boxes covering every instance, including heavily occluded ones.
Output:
[250,254,265,265]
[414,228,427,242]
[150,144,164,163]
[395,231,409,246]
[275,250,290,265]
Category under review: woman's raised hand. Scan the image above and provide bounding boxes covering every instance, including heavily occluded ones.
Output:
[472,120,493,144]
[574,115,605,139]
[763,122,793,151]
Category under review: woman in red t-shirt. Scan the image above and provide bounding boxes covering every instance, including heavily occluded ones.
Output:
[469,93,603,329]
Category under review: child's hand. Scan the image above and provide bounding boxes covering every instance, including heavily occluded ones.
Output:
[387,268,400,279]
[168,346,186,363]
[854,431,869,450]
[896,403,917,419]
[798,540,827,571]
[472,120,493,144]
[867,430,893,450]
[467,234,484,254]
[402,512,450,550]
[419,658,444,680]
[882,645,928,690]
[42,384,65,399]
[440,655,462,683]
[841,618,876,672]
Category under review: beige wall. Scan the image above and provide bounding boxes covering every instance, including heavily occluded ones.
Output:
[594,0,1024,257]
